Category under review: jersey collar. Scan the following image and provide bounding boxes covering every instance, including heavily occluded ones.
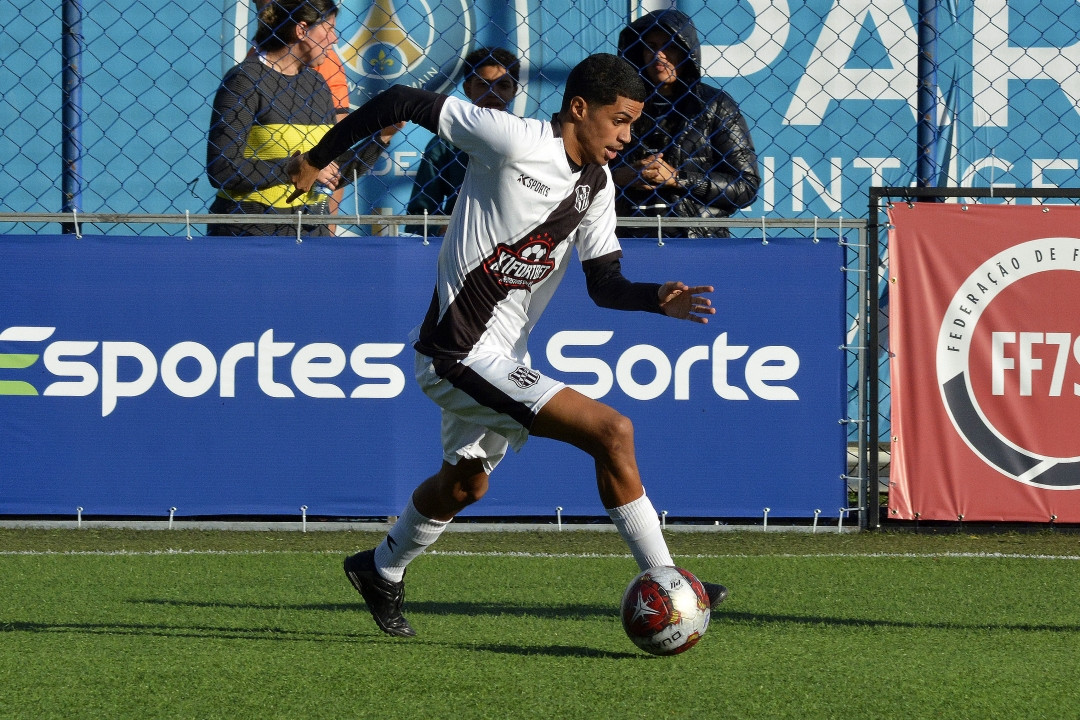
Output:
[550,115,583,174]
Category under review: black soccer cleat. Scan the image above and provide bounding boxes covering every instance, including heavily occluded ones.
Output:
[343,549,416,637]
[701,581,728,608]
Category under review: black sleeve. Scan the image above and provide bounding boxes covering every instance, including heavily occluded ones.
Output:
[582,253,663,314]
[308,85,447,169]
[336,135,391,184]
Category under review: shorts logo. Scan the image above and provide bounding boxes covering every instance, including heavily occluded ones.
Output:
[936,237,1080,488]
[508,366,540,389]
[482,234,556,290]
[574,185,591,213]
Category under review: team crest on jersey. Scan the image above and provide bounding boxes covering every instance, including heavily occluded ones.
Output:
[574,185,591,213]
[508,366,541,389]
[482,233,556,290]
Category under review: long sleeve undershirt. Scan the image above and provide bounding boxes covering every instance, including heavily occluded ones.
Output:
[309,86,446,169]
[582,254,663,314]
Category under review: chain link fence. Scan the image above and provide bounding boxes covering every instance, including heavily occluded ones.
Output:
[5,0,1080,526]
[5,0,1080,228]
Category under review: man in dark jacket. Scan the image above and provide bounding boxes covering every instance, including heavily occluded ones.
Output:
[612,9,760,238]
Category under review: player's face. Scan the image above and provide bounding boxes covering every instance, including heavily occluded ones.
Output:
[297,15,337,69]
[464,64,518,111]
[641,29,685,90]
[572,95,644,166]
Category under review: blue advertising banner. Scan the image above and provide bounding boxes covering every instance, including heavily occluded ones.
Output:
[0,235,845,518]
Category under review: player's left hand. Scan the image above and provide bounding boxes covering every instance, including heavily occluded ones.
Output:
[658,282,715,323]
[286,151,321,203]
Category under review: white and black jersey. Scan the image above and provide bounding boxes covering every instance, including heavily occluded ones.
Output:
[413,96,626,361]
[308,86,665,462]
[309,86,666,365]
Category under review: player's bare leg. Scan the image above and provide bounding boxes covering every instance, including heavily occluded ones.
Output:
[530,387,646,507]
[531,387,667,563]
[413,458,490,520]
[532,387,728,606]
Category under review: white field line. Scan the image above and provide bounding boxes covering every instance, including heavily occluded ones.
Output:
[1,549,1079,560]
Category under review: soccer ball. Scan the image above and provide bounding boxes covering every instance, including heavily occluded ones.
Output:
[621,566,710,656]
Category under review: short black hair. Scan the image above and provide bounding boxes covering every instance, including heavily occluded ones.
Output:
[560,53,646,112]
[463,47,521,86]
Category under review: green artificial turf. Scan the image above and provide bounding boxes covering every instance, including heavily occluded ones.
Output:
[2,529,1079,719]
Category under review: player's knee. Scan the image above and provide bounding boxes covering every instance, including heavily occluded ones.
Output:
[436,460,489,507]
[454,473,489,505]
[593,411,635,460]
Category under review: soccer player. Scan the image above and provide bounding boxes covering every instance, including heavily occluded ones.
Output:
[286,53,727,637]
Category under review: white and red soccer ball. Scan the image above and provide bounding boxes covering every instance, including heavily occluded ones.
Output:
[621,566,711,656]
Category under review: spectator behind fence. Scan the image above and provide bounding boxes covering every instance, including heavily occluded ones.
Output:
[405,47,520,236]
[254,0,356,234]
[206,0,395,236]
[612,9,760,238]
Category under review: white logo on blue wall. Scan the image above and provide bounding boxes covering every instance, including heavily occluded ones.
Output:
[2,326,802,416]
[340,0,473,102]
[220,0,473,102]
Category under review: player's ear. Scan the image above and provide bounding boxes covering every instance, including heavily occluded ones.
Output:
[568,95,588,120]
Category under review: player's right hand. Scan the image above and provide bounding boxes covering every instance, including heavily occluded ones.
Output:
[286,151,320,203]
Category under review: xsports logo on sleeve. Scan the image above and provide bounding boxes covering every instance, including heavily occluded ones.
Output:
[937,237,1080,488]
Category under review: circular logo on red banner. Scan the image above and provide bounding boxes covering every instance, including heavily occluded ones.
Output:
[937,237,1080,488]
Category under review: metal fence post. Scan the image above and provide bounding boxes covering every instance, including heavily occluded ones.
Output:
[866,190,882,529]
[856,222,871,530]
[917,0,940,188]
[61,0,84,235]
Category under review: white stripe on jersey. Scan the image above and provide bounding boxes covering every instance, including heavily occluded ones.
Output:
[410,97,623,362]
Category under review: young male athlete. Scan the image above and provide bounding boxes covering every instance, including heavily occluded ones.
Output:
[287,53,727,637]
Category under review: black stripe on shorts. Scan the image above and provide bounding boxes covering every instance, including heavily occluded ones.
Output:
[431,356,537,430]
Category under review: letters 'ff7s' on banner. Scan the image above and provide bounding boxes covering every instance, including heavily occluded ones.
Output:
[889,204,1080,522]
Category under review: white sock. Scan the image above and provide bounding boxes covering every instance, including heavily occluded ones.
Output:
[373,497,449,582]
[607,493,673,570]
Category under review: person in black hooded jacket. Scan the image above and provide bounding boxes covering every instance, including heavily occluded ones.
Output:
[612,9,760,238]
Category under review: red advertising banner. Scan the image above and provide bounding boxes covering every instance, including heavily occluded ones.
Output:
[889,203,1080,522]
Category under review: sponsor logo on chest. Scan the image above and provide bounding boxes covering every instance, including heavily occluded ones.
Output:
[482,233,556,290]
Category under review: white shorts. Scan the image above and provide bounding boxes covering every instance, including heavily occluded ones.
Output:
[414,350,564,474]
